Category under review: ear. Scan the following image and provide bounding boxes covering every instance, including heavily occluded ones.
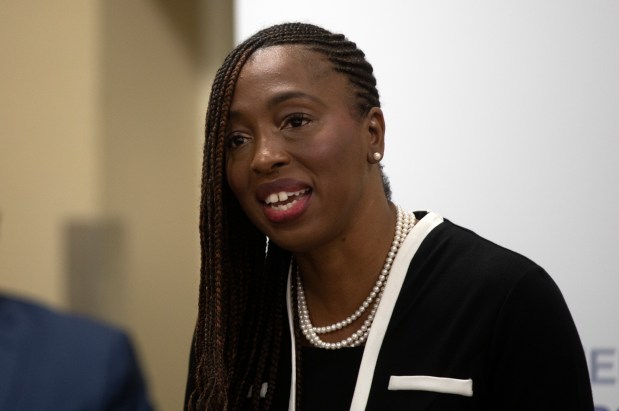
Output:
[364,107,386,163]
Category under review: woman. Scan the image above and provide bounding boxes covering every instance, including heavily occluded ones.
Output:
[186,22,593,410]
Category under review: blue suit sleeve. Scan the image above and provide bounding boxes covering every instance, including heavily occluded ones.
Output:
[100,332,155,411]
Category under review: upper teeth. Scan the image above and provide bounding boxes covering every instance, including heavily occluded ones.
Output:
[265,189,307,205]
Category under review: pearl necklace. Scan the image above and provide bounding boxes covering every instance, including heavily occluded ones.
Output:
[296,206,416,349]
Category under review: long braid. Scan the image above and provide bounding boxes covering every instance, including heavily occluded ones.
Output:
[190,22,381,410]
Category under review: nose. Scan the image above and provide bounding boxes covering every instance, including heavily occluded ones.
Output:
[250,132,290,174]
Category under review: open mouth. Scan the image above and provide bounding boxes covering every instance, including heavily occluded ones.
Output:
[264,188,310,211]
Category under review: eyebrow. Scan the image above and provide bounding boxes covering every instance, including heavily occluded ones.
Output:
[228,90,325,121]
[266,90,324,109]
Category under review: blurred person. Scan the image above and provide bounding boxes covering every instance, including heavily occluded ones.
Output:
[0,292,154,410]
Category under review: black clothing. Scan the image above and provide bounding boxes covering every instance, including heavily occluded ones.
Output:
[186,212,593,410]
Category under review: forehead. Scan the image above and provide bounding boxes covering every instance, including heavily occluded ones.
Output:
[241,44,334,81]
[230,45,354,114]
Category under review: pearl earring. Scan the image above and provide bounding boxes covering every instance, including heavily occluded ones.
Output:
[373,152,382,161]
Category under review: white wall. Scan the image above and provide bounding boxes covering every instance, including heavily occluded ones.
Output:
[235,1,619,408]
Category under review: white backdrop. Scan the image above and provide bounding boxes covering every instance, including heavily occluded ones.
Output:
[235,1,619,408]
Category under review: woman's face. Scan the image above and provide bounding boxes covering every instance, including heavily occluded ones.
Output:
[225,45,382,253]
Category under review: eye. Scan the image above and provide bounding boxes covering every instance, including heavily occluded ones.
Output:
[283,113,310,129]
[226,133,249,149]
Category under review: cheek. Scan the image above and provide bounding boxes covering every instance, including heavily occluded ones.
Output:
[303,125,364,172]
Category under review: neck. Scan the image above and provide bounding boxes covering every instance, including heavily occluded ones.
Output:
[293,200,396,324]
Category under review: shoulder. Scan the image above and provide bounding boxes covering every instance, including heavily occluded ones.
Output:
[0,294,153,411]
[422,215,543,282]
[436,217,536,265]
[1,294,127,351]
[414,215,580,334]
[405,213,560,311]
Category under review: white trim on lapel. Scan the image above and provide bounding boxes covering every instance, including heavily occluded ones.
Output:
[286,268,297,410]
[349,212,443,410]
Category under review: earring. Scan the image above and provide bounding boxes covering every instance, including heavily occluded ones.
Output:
[373,152,382,161]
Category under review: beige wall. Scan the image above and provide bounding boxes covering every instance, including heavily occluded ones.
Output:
[0,1,102,306]
[0,1,232,410]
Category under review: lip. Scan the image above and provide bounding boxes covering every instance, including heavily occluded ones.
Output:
[256,178,312,223]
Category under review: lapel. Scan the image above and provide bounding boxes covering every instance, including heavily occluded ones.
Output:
[349,212,443,410]
[285,212,444,411]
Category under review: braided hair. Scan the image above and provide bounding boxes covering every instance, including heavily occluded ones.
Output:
[189,22,383,410]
